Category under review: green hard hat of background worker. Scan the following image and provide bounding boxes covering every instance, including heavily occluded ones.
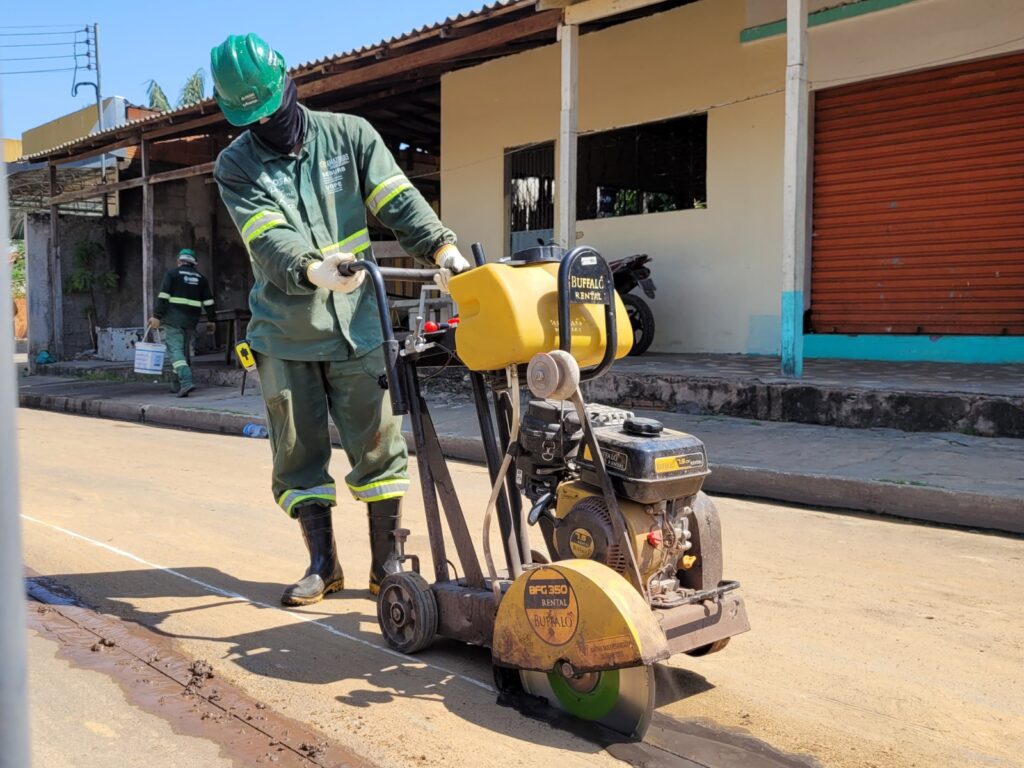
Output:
[210,33,287,126]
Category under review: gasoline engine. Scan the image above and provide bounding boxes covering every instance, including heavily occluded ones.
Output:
[515,399,711,607]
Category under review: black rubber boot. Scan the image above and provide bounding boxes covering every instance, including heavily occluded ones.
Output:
[368,498,402,595]
[281,504,345,606]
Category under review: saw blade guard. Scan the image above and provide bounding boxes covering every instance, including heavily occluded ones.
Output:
[491,559,669,674]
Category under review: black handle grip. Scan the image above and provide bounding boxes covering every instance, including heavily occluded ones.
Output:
[339,262,440,282]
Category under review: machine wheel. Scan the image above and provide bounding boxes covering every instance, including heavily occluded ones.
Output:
[622,294,655,356]
[685,638,731,657]
[376,572,437,654]
[519,664,656,740]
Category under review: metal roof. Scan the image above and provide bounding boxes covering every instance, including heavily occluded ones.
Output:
[22,0,533,162]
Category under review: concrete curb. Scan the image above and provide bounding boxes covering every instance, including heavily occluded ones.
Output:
[19,391,1022,535]
[583,371,1024,439]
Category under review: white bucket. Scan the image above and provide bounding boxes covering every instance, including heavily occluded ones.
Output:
[134,332,166,375]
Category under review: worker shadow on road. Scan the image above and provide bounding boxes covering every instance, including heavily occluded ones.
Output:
[30,567,717,754]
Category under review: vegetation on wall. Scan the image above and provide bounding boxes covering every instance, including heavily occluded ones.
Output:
[9,240,26,298]
[66,240,119,349]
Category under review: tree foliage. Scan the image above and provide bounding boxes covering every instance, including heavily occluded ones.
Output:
[146,80,171,112]
[9,240,26,298]
[178,69,206,107]
[146,68,207,112]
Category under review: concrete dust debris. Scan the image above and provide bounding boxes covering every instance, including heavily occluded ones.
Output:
[184,659,215,696]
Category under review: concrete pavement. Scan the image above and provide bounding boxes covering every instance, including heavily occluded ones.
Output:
[18,374,1024,533]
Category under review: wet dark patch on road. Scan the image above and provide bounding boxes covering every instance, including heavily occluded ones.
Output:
[26,574,372,768]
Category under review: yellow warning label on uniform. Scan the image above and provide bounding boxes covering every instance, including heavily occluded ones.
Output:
[654,452,706,474]
[569,528,595,559]
[523,567,579,646]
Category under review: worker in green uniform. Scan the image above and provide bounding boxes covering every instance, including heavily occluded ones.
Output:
[148,248,216,398]
[210,33,471,606]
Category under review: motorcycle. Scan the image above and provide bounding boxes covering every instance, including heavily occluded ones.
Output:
[610,254,656,356]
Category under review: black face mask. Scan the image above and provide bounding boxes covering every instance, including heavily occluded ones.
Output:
[251,78,305,155]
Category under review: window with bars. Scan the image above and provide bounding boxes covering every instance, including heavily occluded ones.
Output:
[506,142,555,254]
[577,114,707,220]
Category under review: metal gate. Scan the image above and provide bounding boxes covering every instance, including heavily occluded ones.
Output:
[810,51,1024,335]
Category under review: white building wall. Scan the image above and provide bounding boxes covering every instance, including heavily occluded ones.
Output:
[441,0,1024,354]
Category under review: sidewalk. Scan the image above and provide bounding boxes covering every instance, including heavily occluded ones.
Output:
[18,374,1023,534]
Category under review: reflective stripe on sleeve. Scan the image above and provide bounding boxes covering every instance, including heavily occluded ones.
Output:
[167,297,204,308]
[202,299,215,306]
[241,210,287,245]
[347,478,409,503]
[320,228,371,258]
[365,175,412,215]
[277,484,337,517]
[157,292,171,300]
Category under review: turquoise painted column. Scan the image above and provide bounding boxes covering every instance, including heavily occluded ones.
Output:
[781,0,808,377]
[781,291,804,376]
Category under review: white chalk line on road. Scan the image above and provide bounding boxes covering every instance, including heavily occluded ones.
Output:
[22,514,495,694]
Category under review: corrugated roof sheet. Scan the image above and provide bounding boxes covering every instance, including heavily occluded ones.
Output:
[23,0,530,162]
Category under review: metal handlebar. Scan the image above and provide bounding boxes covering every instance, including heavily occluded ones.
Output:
[339,262,441,282]
[339,260,409,414]
[557,246,618,382]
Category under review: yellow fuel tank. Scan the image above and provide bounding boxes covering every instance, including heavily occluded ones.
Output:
[448,261,633,372]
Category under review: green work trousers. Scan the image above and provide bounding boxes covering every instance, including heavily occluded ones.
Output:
[163,325,193,388]
[255,346,409,517]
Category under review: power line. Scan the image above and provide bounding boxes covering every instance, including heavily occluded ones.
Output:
[0,24,84,29]
[0,31,85,37]
[0,55,82,62]
[0,41,80,48]
[0,66,76,75]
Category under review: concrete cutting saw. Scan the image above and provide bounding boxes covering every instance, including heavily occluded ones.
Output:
[342,244,750,740]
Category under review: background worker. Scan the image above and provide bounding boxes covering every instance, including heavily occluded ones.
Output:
[148,248,216,398]
[210,33,470,606]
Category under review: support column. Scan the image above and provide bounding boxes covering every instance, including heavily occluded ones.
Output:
[141,140,154,325]
[781,0,809,377]
[556,22,579,250]
[47,163,64,359]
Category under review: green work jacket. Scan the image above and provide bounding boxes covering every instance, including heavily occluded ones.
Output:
[154,264,215,331]
[214,106,455,360]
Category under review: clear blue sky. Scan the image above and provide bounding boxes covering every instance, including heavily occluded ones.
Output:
[0,0,485,139]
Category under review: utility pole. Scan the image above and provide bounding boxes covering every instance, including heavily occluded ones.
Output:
[0,86,32,768]
[73,24,107,208]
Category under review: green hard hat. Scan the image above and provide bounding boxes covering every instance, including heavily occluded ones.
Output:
[210,33,286,126]
[178,248,196,262]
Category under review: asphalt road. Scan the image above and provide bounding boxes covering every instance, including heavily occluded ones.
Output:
[17,409,1024,768]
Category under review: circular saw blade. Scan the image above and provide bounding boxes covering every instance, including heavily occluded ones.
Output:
[520,665,656,740]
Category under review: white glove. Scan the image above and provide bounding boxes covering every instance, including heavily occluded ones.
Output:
[306,253,365,294]
[433,245,471,294]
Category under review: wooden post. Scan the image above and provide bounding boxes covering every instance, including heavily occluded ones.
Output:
[47,164,64,359]
[141,139,154,326]
[781,0,808,377]
[556,22,578,250]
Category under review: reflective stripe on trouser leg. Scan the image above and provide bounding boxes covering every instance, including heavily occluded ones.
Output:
[254,354,336,518]
[163,325,192,387]
[322,347,409,504]
[348,478,410,502]
[277,484,337,517]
